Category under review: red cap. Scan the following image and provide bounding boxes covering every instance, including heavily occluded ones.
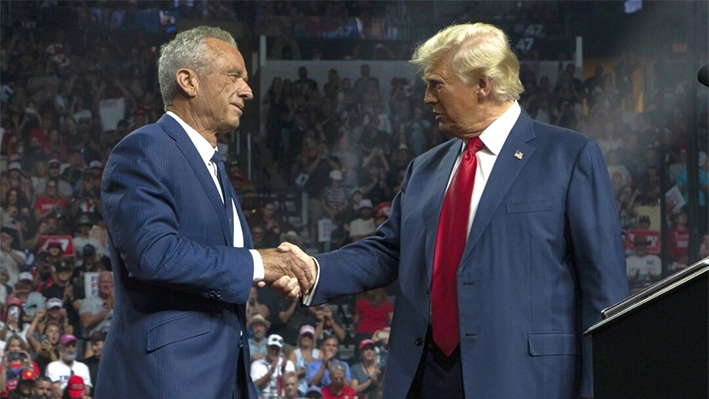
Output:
[359,338,376,350]
[67,375,84,398]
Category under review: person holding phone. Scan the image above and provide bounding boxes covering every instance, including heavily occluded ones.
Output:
[0,335,39,397]
[0,299,29,343]
[25,308,61,375]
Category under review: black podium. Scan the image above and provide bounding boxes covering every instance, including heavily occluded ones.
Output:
[585,258,708,399]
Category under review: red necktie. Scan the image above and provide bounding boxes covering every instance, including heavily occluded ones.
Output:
[432,137,484,356]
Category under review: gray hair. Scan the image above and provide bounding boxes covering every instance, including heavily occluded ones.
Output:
[158,26,238,108]
[329,362,346,374]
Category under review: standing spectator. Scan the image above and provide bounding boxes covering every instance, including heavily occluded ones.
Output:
[348,200,376,242]
[306,335,351,389]
[247,314,270,362]
[313,305,346,345]
[41,262,82,341]
[321,363,356,399]
[71,216,103,263]
[0,335,39,397]
[0,228,25,286]
[354,64,379,96]
[81,331,105,398]
[79,271,113,338]
[25,310,61,376]
[668,210,689,267]
[45,161,71,201]
[626,236,662,293]
[33,179,66,224]
[44,335,91,392]
[321,170,348,221]
[250,334,295,399]
[277,298,320,350]
[1,300,30,342]
[287,325,321,394]
[353,289,393,347]
[246,287,271,323]
[7,369,35,399]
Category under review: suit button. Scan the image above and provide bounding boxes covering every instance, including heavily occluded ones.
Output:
[415,338,423,346]
[209,290,216,298]
[425,289,430,297]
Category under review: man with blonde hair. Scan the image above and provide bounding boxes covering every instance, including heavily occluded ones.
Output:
[283,22,628,398]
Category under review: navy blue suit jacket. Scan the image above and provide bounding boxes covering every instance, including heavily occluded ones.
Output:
[311,110,629,398]
[96,115,258,399]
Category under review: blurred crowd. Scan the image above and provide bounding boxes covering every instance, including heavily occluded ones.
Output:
[0,1,707,399]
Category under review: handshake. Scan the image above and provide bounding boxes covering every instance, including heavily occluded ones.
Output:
[257,242,316,299]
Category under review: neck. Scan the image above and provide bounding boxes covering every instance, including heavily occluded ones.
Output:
[458,100,514,140]
[362,358,375,367]
[166,104,218,147]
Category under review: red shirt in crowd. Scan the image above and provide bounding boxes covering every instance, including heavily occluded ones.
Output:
[354,297,393,335]
[322,385,357,399]
[668,227,689,263]
[34,196,66,214]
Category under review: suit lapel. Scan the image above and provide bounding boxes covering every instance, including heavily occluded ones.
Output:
[460,110,537,266]
[157,115,233,245]
[424,140,463,284]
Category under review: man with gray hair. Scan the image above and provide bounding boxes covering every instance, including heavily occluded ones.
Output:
[96,26,314,399]
[282,22,628,398]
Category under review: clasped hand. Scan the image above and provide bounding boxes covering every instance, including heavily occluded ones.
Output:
[257,242,316,299]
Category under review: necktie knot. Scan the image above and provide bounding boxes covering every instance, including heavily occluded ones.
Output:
[466,136,484,154]
[211,151,224,166]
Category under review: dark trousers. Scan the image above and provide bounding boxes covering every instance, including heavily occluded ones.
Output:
[407,328,465,399]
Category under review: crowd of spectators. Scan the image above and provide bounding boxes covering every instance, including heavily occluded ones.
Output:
[0,1,707,399]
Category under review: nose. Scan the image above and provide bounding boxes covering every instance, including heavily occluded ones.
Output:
[424,85,436,105]
[238,83,253,101]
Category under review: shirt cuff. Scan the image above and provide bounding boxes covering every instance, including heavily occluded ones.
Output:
[302,257,321,306]
[250,249,264,282]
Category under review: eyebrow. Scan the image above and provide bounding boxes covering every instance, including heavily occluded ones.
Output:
[226,68,248,82]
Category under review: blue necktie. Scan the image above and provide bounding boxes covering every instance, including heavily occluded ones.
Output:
[211,151,234,240]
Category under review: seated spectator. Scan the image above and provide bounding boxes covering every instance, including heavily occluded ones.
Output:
[281,371,300,399]
[287,325,321,394]
[79,271,113,338]
[321,363,356,399]
[350,339,382,398]
[306,335,351,388]
[63,374,88,399]
[45,335,91,392]
[247,314,270,362]
[250,334,295,399]
[32,376,53,399]
[71,216,104,264]
[373,202,391,227]
[305,386,323,398]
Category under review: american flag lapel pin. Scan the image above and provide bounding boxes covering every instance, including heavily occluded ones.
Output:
[514,150,524,160]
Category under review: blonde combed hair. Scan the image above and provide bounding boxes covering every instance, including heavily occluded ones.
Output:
[411,23,523,102]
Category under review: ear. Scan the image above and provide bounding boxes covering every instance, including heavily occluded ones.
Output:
[477,76,493,99]
[175,68,199,98]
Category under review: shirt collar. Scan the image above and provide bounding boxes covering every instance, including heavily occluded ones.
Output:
[475,101,521,156]
[166,111,217,164]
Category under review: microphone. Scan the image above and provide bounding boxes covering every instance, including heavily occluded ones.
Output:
[699,65,708,87]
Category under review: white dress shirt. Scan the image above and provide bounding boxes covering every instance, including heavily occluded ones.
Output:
[166,111,264,282]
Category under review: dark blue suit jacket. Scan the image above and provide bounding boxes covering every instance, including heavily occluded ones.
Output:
[312,110,629,398]
[96,115,258,399]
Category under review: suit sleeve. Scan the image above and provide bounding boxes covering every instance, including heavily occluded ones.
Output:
[309,161,414,305]
[101,132,253,305]
[566,141,629,397]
